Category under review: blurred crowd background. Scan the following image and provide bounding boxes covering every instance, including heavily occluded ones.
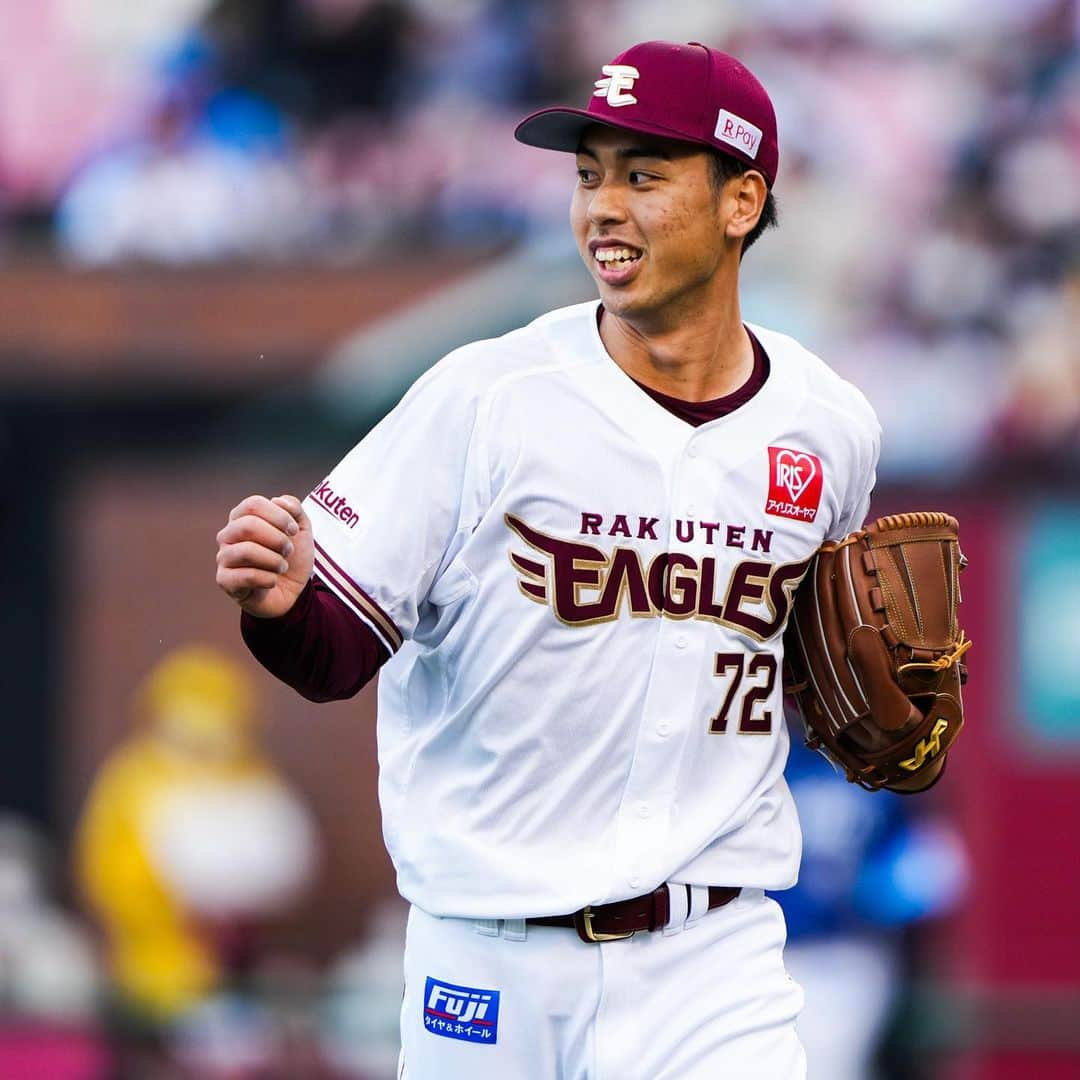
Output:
[1,0,1077,1078]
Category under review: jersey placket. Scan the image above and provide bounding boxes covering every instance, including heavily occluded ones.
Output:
[607,433,712,898]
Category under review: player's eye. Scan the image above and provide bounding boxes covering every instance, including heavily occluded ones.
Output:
[577,167,598,184]
[628,170,654,185]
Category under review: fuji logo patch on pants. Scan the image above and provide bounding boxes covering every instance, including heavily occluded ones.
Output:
[423,976,500,1044]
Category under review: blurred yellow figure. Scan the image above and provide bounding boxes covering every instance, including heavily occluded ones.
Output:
[75,646,318,1023]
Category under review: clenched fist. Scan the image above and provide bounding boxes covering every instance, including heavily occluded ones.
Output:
[216,494,314,618]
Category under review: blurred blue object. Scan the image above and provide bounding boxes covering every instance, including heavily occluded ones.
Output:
[158,31,218,85]
[778,731,966,941]
[200,90,288,155]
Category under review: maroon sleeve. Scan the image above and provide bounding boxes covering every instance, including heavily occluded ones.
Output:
[241,577,391,702]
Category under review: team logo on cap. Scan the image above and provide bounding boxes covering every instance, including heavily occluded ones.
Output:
[594,64,640,107]
[766,446,823,523]
[715,109,762,160]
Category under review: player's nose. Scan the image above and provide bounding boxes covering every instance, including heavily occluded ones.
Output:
[585,179,630,226]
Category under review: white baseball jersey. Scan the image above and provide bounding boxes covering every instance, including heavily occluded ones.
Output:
[303,300,880,919]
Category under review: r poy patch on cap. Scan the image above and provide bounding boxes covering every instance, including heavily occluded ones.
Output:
[714,110,762,160]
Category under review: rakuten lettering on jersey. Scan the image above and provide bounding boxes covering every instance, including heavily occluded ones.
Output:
[309,479,360,529]
[765,446,823,523]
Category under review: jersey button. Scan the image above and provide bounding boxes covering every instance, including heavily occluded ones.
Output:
[638,802,651,819]
[656,720,671,737]
[685,506,696,517]
[675,634,688,649]
[687,445,699,458]
[628,876,641,889]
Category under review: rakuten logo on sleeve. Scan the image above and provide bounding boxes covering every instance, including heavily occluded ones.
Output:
[765,446,823,523]
[309,479,359,529]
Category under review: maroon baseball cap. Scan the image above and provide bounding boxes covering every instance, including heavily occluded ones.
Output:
[515,41,779,188]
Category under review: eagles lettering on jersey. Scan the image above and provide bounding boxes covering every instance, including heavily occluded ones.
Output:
[506,512,812,640]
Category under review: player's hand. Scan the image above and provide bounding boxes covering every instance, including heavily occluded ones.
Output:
[216,494,313,618]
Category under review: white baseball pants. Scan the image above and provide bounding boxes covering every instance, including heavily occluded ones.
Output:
[398,888,805,1079]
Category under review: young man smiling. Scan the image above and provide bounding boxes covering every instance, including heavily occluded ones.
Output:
[572,124,772,402]
[217,40,879,1078]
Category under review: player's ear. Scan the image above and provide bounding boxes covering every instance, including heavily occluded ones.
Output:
[724,170,768,243]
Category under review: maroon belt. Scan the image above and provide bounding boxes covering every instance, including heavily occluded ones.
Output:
[529,885,741,943]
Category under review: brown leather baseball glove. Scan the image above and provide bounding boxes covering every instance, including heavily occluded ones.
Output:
[784,512,971,793]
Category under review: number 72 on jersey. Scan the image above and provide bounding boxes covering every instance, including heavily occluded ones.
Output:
[710,652,777,735]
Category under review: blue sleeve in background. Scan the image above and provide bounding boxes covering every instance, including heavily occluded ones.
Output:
[777,733,967,941]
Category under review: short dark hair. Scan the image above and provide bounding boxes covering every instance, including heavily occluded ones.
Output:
[708,152,778,255]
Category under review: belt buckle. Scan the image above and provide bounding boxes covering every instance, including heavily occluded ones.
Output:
[576,905,635,943]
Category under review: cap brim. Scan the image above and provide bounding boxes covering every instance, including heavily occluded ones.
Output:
[514,107,605,151]
[514,106,723,159]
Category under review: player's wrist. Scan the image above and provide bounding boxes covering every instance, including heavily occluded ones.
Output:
[243,577,315,622]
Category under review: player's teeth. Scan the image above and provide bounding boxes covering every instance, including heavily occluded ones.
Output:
[596,247,640,263]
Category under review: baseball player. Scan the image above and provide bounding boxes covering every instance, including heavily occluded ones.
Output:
[216,41,880,1079]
